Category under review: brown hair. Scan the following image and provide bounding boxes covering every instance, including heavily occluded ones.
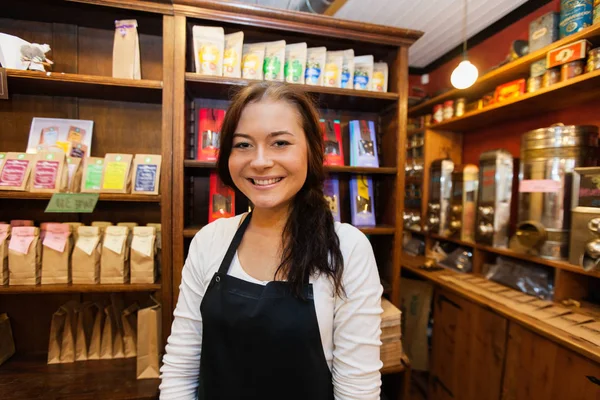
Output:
[217,82,344,297]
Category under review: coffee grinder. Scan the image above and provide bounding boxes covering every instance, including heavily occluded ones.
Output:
[426,159,454,236]
[449,164,479,242]
[569,167,600,270]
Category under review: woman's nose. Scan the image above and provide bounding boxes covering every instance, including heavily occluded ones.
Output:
[249,148,274,169]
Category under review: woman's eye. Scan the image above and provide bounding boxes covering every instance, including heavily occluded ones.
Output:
[273,140,290,147]
[233,142,251,149]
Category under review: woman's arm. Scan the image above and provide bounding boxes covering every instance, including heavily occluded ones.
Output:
[159,232,208,399]
[332,230,383,400]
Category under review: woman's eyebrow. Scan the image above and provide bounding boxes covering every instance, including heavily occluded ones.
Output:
[233,131,294,139]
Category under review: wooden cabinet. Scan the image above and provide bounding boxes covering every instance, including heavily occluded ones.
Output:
[430,288,508,400]
[502,323,600,400]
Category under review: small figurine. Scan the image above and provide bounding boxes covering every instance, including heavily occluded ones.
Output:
[20,43,53,72]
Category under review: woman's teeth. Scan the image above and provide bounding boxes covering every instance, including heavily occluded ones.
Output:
[252,178,283,186]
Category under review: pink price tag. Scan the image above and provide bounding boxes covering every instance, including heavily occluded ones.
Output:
[43,232,68,253]
[519,179,562,193]
[9,234,34,254]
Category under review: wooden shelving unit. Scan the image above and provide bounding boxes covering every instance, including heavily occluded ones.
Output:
[183,225,396,238]
[184,160,397,175]
[0,281,162,294]
[0,192,161,203]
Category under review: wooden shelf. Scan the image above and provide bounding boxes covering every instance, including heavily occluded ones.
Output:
[6,69,163,103]
[429,233,476,248]
[0,281,161,294]
[184,224,395,238]
[381,363,406,375]
[0,354,159,400]
[0,192,161,203]
[408,22,600,116]
[407,128,425,136]
[185,73,398,112]
[184,160,397,175]
[428,69,600,132]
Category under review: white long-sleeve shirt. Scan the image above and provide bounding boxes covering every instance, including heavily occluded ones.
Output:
[160,213,383,399]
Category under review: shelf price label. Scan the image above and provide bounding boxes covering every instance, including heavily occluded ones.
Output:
[45,193,99,213]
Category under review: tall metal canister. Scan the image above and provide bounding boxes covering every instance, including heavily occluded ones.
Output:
[425,159,454,236]
[514,124,599,259]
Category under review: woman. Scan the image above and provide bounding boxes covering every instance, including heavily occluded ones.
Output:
[160,82,383,400]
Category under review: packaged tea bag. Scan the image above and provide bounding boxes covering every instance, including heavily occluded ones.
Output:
[353,55,374,90]
[72,226,102,284]
[70,143,88,159]
[0,153,34,191]
[117,222,138,250]
[101,226,130,284]
[41,223,72,285]
[341,49,355,89]
[91,221,113,234]
[192,26,225,76]
[132,154,162,195]
[0,224,10,285]
[30,151,68,193]
[8,227,41,285]
[223,31,244,78]
[372,62,389,92]
[64,222,83,243]
[242,43,266,80]
[121,303,139,358]
[263,40,286,82]
[146,223,162,276]
[324,51,344,88]
[101,154,133,194]
[284,43,307,84]
[66,157,82,193]
[81,157,105,193]
[305,47,326,86]
[130,227,156,284]
[112,20,141,80]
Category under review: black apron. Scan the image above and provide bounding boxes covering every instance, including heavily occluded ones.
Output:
[198,212,334,400]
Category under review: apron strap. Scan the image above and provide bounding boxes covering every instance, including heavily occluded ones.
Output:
[218,212,253,275]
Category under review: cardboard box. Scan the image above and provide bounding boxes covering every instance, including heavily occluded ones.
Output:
[493,79,526,103]
[529,12,559,52]
[547,39,592,68]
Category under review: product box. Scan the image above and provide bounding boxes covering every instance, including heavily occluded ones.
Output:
[529,12,559,52]
[321,119,344,166]
[0,153,34,191]
[209,172,235,223]
[547,39,592,68]
[30,151,68,193]
[493,79,526,103]
[132,154,162,195]
[323,177,341,223]
[196,108,226,161]
[349,120,379,167]
[350,175,376,227]
[27,118,93,157]
[530,59,547,78]
[101,154,133,194]
[81,157,104,193]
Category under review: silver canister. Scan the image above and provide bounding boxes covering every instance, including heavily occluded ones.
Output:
[569,167,600,270]
[476,150,515,248]
[515,124,600,259]
[426,159,454,236]
[449,165,479,242]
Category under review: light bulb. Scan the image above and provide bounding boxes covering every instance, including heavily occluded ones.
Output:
[451,60,479,89]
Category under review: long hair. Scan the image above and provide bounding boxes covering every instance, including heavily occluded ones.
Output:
[217,82,344,297]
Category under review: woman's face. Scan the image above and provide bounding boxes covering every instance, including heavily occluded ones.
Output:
[229,99,308,212]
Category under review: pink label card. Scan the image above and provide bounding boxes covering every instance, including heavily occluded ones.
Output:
[519,179,562,193]
[9,230,35,254]
[43,232,68,253]
[33,160,59,189]
[0,159,29,186]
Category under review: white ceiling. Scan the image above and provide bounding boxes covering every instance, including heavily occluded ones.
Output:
[233,0,530,68]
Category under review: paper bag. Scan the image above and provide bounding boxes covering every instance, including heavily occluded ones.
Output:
[88,303,105,360]
[41,223,72,284]
[122,303,139,358]
[0,313,15,366]
[47,306,67,364]
[72,226,102,284]
[59,302,77,363]
[0,224,10,285]
[101,154,133,194]
[30,150,68,193]
[100,304,117,359]
[400,278,433,371]
[10,220,34,227]
[131,226,156,284]
[101,226,130,284]
[75,302,97,362]
[66,157,82,193]
[90,221,112,234]
[113,20,141,79]
[64,222,84,243]
[137,299,161,379]
[146,223,162,276]
[8,227,41,285]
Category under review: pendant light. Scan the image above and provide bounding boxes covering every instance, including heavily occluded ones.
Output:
[451,0,479,89]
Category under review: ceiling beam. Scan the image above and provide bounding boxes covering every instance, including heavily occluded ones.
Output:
[323,0,348,16]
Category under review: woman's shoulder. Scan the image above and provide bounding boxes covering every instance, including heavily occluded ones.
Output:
[191,213,247,250]
[333,221,373,254]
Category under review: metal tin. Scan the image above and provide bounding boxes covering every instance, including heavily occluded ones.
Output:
[543,67,561,87]
[529,12,560,52]
[530,59,547,78]
[455,98,466,117]
[449,165,479,242]
[443,100,455,120]
[561,59,585,80]
[569,167,600,269]
[587,47,600,72]
[516,124,600,259]
[426,159,454,236]
[433,105,443,124]
[528,76,543,93]
[560,0,593,38]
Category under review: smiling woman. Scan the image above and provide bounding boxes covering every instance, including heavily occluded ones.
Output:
[160,82,384,400]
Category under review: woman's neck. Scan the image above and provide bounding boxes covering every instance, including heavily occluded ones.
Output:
[250,203,290,234]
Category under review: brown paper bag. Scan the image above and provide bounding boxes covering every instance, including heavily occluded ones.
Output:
[66,156,82,193]
[117,222,138,249]
[64,222,84,244]
[59,302,77,363]
[131,226,156,284]
[75,302,97,362]
[0,224,10,286]
[88,303,105,360]
[30,150,68,193]
[0,313,15,366]
[146,223,162,276]
[90,221,112,234]
[113,20,141,79]
[400,278,433,371]
[72,226,102,284]
[100,226,129,284]
[101,154,133,194]
[41,223,72,285]
[100,304,116,359]
[10,220,34,227]
[132,154,162,195]
[122,303,139,358]
[48,306,66,364]
[137,299,161,379]
[0,152,34,191]
[8,227,41,285]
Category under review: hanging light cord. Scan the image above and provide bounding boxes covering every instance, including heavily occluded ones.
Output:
[462,0,468,60]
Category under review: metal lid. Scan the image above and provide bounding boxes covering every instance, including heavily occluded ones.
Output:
[521,124,599,150]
